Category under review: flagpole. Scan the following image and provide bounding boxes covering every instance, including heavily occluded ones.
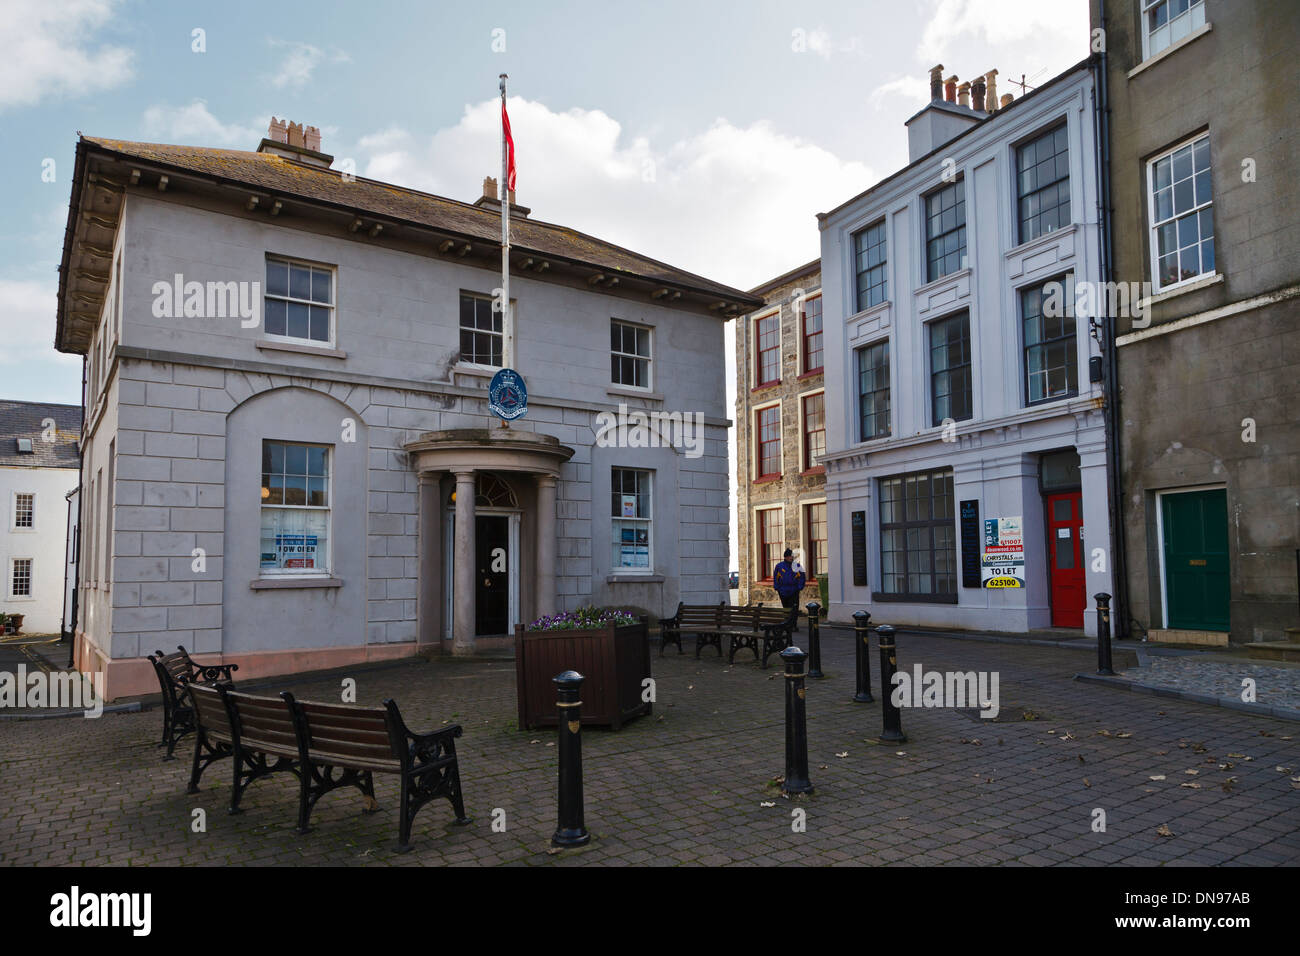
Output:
[499,74,510,384]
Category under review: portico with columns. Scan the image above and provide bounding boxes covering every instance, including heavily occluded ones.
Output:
[405,428,574,654]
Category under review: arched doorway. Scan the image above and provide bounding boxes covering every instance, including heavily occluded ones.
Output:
[444,473,521,638]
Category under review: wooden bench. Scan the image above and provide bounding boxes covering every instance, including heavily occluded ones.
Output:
[660,602,726,658]
[147,646,238,759]
[716,605,797,668]
[186,682,470,851]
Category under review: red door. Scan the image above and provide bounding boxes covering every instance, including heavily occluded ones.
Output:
[1046,492,1085,627]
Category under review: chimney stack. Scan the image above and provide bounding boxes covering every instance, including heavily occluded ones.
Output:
[268,117,288,144]
[482,176,498,201]
[971,76,986,112]
[929,64,945,101]
[303,125,321,152]
[258,117,332,167]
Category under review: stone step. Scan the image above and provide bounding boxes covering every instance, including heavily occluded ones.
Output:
[1243,642,1300,663]
[1146,628,1229,647]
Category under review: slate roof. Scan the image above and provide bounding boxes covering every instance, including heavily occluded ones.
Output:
[0,401,81,469]
[80,137,763,306]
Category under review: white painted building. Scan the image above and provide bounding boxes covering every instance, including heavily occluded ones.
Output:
[55,121,759,699]
[0,401,80,635]
[817,60,1115,635]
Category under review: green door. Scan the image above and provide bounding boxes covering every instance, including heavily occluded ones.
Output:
[1161,489,1229,631]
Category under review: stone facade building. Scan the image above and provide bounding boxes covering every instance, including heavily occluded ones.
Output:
[1091,0,1300,644]
[734,260,826,606]
[55,122,758,699]
[817,60,1115,634]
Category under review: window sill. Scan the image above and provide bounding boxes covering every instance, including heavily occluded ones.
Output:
[606,573,665,584]
[607,386,664,402]
[800,467,826,477]
[1140,272,1223,310]
[752,475,783,485]
[751,381,781,394]
[453,363,499,378]
[250,577,343,590]
[256,340,347,360]
[872,592,959,605]
[1128,22,1212,80]
[796,370,824,382]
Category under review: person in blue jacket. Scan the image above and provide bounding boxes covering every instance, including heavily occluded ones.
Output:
[772,548,807,632]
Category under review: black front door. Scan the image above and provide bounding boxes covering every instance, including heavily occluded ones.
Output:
[475,515,510,636]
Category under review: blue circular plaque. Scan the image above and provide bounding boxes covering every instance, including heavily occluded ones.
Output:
[488,368,528,420]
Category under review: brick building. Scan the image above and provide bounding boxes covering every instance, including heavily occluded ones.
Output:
[734,260,827,606]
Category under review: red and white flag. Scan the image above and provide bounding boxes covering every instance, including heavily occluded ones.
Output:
[502,100,517,192]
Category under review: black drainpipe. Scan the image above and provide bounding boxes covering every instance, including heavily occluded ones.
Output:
[67,354,87,667]
[1092,41,1130,640]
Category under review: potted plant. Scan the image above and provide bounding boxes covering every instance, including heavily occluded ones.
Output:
[7,612,23,634]
[515,606,651,730]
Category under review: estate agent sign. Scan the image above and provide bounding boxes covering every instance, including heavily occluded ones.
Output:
[981,515,1025,588]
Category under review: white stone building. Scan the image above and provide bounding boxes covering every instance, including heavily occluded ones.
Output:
[0,401,80,635]
[817,61,1116,635]
[55,121,759,699]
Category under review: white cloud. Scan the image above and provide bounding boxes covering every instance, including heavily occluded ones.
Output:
[0,279,78,368]
[267,40,349,89]
[359,97,872,290]
[141,100,263,147]
[0,0,133,110]
[917,0,1088,64]
[870,75,931,108]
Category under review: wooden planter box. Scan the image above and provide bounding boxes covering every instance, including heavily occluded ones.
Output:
[515,617,652,730]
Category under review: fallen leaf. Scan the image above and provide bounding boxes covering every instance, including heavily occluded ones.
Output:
[546,847,563,856]
[1275,766,1292,773]
[759,801,775,808]
[1259,731,1274,737]
[1098,730,1113,738]
[1059,732,1075,741]
[529,739,540,745]
[1117,732,1132,739]
[1083,777,1091,788]
[1155,750,1168,755]
[1078,755,1086,763]
[835,752,849,759]
[1156,824,1174,837]
[688,684,694,690]
[1178,743,1188,749]
[1227,753,1245,758]
[1184,769,1199,775]
[895,751,908,757]
[1149,775,1167,781]
[1219,762,1235,770]
[1180,782,1202,789]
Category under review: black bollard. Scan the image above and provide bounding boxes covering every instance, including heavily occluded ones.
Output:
[876,625,907,743]
[806,602,824,679]
[551,670,590,847]
[852,610,874,703]
[780,646,814,795]
[1095,592,1115,676]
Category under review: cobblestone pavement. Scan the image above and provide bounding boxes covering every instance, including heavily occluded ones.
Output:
[1115,650,1300,713]
[2,631,1298,866]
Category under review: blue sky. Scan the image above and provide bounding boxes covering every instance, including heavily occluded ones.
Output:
[0,0,1088,407]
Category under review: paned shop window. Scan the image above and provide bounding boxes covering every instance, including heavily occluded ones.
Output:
[260,441,331,575]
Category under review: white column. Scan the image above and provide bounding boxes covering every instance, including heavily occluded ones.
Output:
[416,472,440,650]
[535,474,558,619]
[453,470,476,655]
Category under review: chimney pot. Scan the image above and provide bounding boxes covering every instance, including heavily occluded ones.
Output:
[929,64,945,101]
[287,121,304,148]
[944,75,958,103]
[958,81,971,108]
[984,70,999,112]
[971,77,986,112]
[268,117,288,144]
[303,125,321,152]
[482,175,498,200]
[1001,93,1014,108]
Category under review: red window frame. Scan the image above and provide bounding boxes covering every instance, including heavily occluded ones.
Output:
[755,312,780,387]
[802,392,825,472]
[756,405,782,479]
[801,295,823,374]
[757,508,784,583]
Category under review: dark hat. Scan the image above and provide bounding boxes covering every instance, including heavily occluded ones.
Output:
[783,548,793,558]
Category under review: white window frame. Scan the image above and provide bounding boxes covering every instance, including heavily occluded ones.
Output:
[610,319,653,391]
[1141,0,1207,61]
[753,504,785,585]
[259,440,334,578]
[751,306,782,389]
[752,397,783,480]
[610,467,653,574]
[801,497,828,579]
[9,557,34,601]
[12,492,35,531]
[1146,133,1215,294]
[796,387,826,474]
[457,290,512,371]
[264,255,337,349]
